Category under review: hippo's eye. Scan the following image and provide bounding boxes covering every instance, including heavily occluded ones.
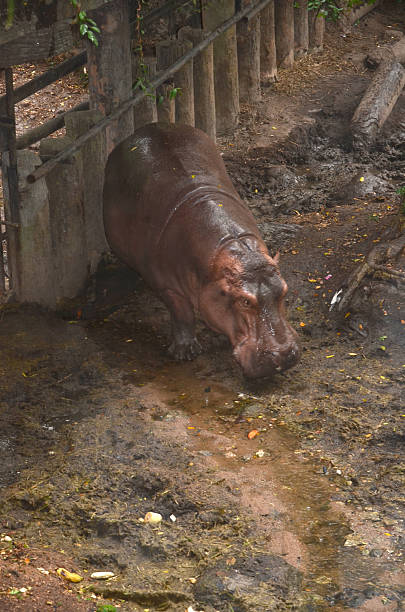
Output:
[242,297,252,307]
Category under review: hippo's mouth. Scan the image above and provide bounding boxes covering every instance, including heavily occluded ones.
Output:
[233,342,300,380]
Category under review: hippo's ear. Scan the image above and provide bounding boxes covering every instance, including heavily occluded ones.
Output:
[273,252,280,265]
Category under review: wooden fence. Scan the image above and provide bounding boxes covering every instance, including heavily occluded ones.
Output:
[0,0,378,305]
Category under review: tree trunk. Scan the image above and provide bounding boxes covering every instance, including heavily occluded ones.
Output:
[202,0,239,135]
[308,10,325,53]
[237,2,261,104]
[294,0,308,58]
[86,0,133,154]
[178,26,216,141]
[260,2,277,85]
[275,0,294,69]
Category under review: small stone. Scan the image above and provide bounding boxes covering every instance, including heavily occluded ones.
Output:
[370,548,384,558]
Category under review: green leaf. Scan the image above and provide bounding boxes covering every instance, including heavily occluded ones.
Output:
[87,30,99,46]
[91,25,101,34]
[80,23,88,35]
[78,10,86,20]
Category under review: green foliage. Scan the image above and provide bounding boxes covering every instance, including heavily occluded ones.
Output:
[96,605,117,612]
[70,0,101,46]
[306,0,377,21]
[169,87,181,100]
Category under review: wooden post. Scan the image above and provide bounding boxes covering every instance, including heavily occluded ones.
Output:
[132,55,158,130]
[309,10,325,53]
[202,0,239,135]
[237,2,261,104]
[260,1,277,85]
[178,27,216,141]
[294,0,309,58]
[64,110,108,273]
[275,0,295,69]
[156,39,195,126]
[86,0,134,153]
[156,83,175,123]
[39,137,88,302]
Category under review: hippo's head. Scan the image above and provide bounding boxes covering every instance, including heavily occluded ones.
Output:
[199,236,300,379]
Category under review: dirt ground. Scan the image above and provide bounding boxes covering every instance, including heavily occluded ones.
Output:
[0,3,404,611]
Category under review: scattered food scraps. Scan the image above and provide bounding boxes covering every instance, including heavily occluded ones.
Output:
[247,429,259,440]
[56,568,83,582]
[144,512,163,524]
[90,571,115,580]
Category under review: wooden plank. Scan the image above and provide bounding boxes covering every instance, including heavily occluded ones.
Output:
[0,21,73,68]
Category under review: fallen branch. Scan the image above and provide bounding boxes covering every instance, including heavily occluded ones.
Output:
[371,263,405,280]
[337,233,405,312]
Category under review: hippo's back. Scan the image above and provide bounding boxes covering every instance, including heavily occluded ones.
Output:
[103,123,239,266]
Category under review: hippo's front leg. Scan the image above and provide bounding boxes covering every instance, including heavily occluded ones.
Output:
[161,289,202,361]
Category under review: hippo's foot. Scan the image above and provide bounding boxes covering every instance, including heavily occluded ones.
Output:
[168,338,202,361]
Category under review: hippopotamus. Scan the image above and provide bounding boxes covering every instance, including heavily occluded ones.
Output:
[103,123,300,379]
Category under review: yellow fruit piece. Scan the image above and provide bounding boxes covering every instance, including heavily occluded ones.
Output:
[56,568,83,583]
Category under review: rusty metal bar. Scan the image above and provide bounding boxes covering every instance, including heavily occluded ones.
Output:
[3,67,21,291]
[26,0,271,185]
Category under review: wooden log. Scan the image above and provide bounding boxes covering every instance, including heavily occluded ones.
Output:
[365,37,405,69]
[260,1,277,84]
[352,60,405,152]
[86,0,134,153]
[308,9,325,53]
[294,0,308,58]
[178,27,216,141]
[132,55,158,130]
[156,39,195,126]
[237,1,261,104]
[202,0,239,135]
[156,83,175,123]
[275,0,294,69]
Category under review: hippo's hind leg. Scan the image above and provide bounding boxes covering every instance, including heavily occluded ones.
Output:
[161,289,202,361]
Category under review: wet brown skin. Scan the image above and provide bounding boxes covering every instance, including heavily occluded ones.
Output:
[103,123,300,378]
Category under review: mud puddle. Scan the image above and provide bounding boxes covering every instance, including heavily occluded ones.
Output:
[103,336,403,611]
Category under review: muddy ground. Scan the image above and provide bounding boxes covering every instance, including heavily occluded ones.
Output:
[0,4,404,612]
